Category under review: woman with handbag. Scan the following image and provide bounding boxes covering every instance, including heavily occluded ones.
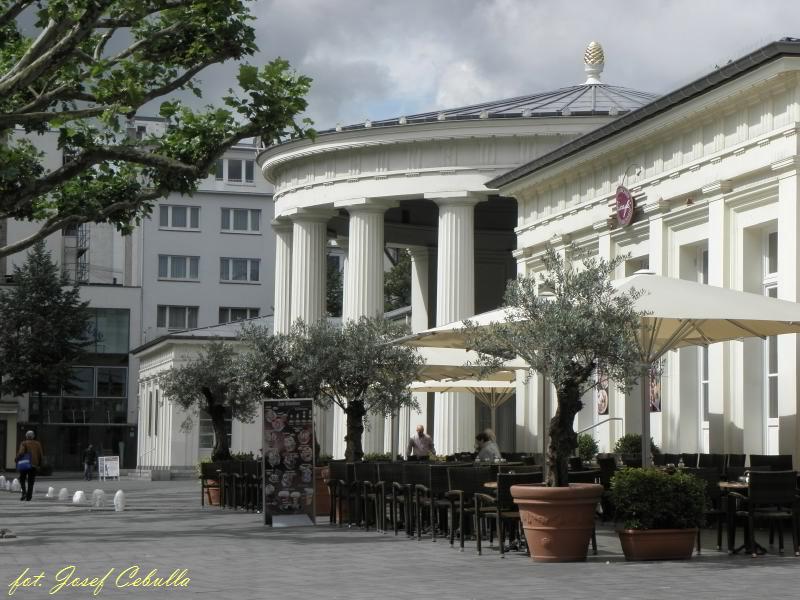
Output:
[16,430,43,502]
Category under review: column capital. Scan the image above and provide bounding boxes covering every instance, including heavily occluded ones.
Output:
[284,207,337,223]
[425,191,487,207]
[271,218,294,233]
[334,197,398,212]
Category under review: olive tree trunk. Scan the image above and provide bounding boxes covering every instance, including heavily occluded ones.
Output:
[546,378,583,487]
[344,400,366,462]
[209,403,231,462]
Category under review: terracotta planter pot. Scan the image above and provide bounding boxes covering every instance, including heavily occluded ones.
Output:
[205,482,220,506]
[618,528,697,561]
[511,483,603,562]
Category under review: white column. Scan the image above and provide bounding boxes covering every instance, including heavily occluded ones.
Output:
[343,205,386,320]
[289,213,330,324]
[429,192,483,454]
[706,184,731,454]
[776,165,800,463]
[403,247,431,452]
[289,210,333,454]
[272,220,293,334]
[331,239,348,459]
[341,203,389,454]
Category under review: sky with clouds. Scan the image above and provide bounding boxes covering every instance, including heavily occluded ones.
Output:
[198,0,800,130]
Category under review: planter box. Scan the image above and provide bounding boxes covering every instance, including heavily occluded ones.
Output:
[618,528,697,561]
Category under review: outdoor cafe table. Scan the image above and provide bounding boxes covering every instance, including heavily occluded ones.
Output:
[719,480,768,555]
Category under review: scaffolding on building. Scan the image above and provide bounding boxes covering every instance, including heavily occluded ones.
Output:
[62,223,89,283]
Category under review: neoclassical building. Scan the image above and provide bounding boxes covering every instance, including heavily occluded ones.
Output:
[259,43,657,456]
[494,37,800,463]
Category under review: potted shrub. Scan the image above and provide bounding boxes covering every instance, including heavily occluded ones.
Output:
[467,249,644,562]
[611,468,705,560]
[614,433,659,465]
[577,434,599,465]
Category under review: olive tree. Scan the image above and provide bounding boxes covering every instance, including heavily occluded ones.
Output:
[466,248,644,486]
[158,341,254,461]
[0,0,312,258]
[299,317,424,462]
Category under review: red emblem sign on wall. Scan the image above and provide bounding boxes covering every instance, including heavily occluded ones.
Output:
[615,186,635,227]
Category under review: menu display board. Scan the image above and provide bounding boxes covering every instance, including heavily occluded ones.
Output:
[98,456,120,480]
[263,399,315,527]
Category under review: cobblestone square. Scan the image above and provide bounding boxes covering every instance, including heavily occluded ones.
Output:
[0,477,797,599]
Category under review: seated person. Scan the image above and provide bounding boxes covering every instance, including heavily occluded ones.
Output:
[475,432,502,462]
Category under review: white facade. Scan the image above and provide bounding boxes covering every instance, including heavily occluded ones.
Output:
[133,319,273,470]
[259,44,656,456]
[496,40,800,463]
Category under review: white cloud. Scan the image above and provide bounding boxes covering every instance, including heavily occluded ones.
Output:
[186,0,800,130]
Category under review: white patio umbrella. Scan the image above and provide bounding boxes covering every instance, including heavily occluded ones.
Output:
[410,378,518,432]
[401,270,800,466]
[415,347,525,381]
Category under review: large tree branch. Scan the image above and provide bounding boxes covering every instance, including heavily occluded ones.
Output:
[94,0,195,28]
[0,189,163,259]
[0,0,113,97]
[2,143,195,216]
[106,21,183,65]
[0,106,114,128]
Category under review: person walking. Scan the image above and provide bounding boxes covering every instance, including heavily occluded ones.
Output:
[82,444,98,481]
[16,431,43,501]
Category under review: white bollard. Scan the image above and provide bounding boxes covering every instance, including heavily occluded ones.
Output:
[6,481,11,491]
[0,475,6,487]
[72,490,86,504]
[113,490,125,512]
[58,488,69,501]
[11,479,20,493]
[46,487,55,498]
[91,489,106,508]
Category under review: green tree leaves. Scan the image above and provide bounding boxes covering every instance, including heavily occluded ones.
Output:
[0,240,91,397]
[0,0,312,257]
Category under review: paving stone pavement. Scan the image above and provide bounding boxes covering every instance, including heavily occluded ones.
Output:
[0,476,797,600]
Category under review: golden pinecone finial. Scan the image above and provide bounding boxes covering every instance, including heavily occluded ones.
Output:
[583,41,604,84]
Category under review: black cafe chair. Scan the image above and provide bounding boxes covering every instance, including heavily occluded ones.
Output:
[731,470,800,557]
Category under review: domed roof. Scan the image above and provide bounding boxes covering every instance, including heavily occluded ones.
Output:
[328,42,658,133]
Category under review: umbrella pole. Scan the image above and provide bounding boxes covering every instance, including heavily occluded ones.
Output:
[641,364,650,467]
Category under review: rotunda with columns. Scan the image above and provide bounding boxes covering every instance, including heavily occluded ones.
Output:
[259,43,657,458]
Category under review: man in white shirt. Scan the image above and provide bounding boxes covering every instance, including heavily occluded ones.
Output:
[406,424,435,459]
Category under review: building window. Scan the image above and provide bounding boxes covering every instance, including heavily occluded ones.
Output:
[156,305,199,330]
[227,159,242,182]
[766,285,778,419]
[97,367,127,397]
[214,159,255,183]
[245,159,255,183]
[148,390,153,437]
[219,307,260,323]
[158,255,199,281]
[85,308,129,354]
[219,258,259,282]
[221,208,260,233]
[159,205,200,229]
[154,389,159,437]
[64,367,95,397]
